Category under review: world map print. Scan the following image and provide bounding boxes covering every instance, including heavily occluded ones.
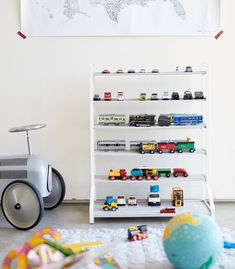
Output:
[21,0,220,36]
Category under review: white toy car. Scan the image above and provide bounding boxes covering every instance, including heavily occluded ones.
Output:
[162,92,170,100]
[148,192,161,206]
[151,93,158,100]
[117,195,126,206]
[117,92,124,101]
[128,195,137,206]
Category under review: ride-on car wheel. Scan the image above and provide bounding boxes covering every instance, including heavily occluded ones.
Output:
[1,180,44,230]
[43,168,66,210]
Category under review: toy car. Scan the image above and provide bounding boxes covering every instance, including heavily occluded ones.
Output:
[117,195,126,206]
[183,90,193,100]
[0,124,66,230]
[103,196,118,211]
[93,94,101,101]
[162,92,170,100]
[128,69,136,73]
[194,91,205,99]
[104,92,112,101]
[173,168,188,177]
[185,66,193,72]
[160,207,176,213]
[128,225,148,241]
[139,69,146,73]
[116,91,124,101]
[171,92,180,100]
[152,69,159,73]
[148,185,161,206]
[102,69,110,74]
[116,69,124,74]
[128,195,137,206]
[150,93,158,100]
[140,92,147,101]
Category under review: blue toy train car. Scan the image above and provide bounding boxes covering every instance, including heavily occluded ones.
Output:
[173,114,203,125]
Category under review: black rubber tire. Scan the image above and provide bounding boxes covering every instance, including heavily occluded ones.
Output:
[43,168,66,210]
[1,180,44,230]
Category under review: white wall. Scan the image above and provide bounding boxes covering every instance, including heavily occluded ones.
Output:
[0,0,234,200]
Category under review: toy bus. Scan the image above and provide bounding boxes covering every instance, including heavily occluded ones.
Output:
[97,140,126,151]
[98,114,126,126]
[129,114,155,127]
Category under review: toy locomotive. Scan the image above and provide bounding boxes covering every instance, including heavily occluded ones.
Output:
[128,225,148,241]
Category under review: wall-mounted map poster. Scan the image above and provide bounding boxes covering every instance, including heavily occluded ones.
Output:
[21,0,220,36]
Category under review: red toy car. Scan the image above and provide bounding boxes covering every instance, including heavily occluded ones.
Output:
[160,207,176,213]
[104,92,112,101]
[173,168,188,177]
[157,141,176,154]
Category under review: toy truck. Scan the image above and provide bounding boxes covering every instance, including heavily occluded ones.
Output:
[128,225,148,241]
[108,169,127,180]
[139,142,157,154]
[172,187,184,207]
[103,196,118,211]
[148,185,161,206]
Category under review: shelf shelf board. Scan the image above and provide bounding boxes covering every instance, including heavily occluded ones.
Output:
[94,99,206,103]
[93,200,210,218]
[94,71,207,77]
[94,124,206,130]
[95,174,206,183]
[95,149,206,156]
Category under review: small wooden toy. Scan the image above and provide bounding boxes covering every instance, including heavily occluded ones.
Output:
[117,195,126,206]
[116,69,124,74]
[160,207,176,213]
[93,94,101,101]
[139,142,157,154]
[128,225,148,241]
[194,91,205,99]
[127,195,137,206]
[148,185,161,206]
[172,187,184,207]
[108,169,127,180]
[171,92,180,100]
[173,168,188,177]
[128,69,136,73]
[162,91,170,100]
[103,196,118,211]
[104,92,112,101]
[150,93,158,100]
[117,91,124,101]
[183,90,193,100]
[102,69,110,74]
[139,92,147,100]
[152,69,159,73]
[185,66,193,72]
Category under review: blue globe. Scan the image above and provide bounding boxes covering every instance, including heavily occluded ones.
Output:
[163,212,223,269]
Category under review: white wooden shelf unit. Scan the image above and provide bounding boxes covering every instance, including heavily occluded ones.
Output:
[89,65,214,223]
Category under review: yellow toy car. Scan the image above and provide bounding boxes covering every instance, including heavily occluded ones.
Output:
[102,196,118,211]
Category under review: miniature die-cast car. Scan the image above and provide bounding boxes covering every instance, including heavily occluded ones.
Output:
[117,195,126,206]
[116,69,124,74]
[183,90,193,100]
[104,92,112,101]
[128,195,137,206]
[173,168,188,177]
[139,69,146,73]
[93,94,101,101]
[103,196,118,211]
[117,92,124,101]
[185,66,193,72]
[140,92,147,101]
[160,207,176,213]
[171,92,180,100]
[128,225,148,241]
[150,93,158,100]
[152,69,159,73]
[102,69,110,74]
[194,91,205,99]
[128,69,136,73]
[162,92,170,100]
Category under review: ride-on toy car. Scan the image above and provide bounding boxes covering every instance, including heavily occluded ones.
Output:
[0,124,65,230]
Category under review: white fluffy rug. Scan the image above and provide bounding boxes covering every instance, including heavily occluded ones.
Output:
[59,227,235,269]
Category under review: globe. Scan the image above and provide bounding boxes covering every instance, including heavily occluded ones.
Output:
[163,211,223,269]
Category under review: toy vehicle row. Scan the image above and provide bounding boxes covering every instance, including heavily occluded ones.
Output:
[128,225,148,241]
[97,138,195,154]
[108,167,188,181]
[101,66,193,74]
[97,114,203,127]
[102,195,137,210]
[93,91,204,101]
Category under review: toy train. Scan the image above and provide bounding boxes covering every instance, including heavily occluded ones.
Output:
[97,138,195,154]
[108,167,188,181]
[97,113,203,126]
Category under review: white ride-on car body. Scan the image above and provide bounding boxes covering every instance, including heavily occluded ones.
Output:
[0,124,65,230]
